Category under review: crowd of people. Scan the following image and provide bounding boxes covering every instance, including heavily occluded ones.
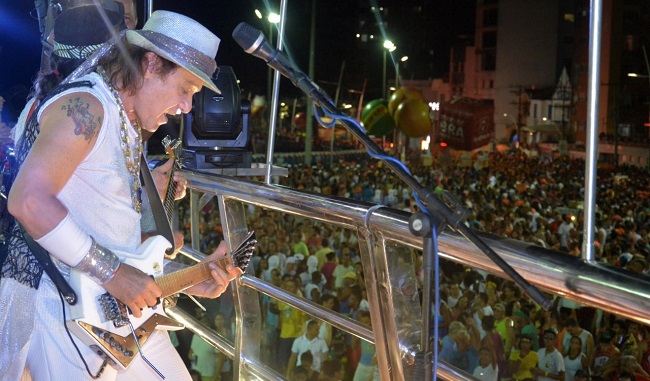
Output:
[176,148,650,381]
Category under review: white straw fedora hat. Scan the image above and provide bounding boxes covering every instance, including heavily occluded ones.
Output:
[126,10,220,93]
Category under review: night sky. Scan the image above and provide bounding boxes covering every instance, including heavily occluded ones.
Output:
[0,0,475,123]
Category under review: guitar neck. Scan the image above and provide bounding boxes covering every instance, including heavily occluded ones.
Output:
[155,256,230,298]
[162,161,181,223]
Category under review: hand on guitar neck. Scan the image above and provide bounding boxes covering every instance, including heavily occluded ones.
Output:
[181,240,244,298]
[151,158,188,201]
[102,240,242,317]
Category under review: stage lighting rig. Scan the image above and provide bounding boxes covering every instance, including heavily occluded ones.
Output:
[182,66,252,169]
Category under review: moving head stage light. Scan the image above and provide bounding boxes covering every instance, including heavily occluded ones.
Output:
[182,66,252,169]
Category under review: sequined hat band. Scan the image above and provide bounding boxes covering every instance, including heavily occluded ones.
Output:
[136,30,217,81]
[52,41,103,60]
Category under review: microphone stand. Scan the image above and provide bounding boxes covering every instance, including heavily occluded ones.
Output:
[280,66,551,379]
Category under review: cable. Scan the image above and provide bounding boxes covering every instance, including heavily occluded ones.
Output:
[59,290,108,379]
[314,101,440,379]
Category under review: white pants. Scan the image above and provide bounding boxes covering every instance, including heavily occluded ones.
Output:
[0,278,191,381]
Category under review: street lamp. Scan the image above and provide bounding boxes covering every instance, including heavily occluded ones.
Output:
[382,40,396,99]
[627,72,650,126]
[395,55,408,90]
[628,71,650,166]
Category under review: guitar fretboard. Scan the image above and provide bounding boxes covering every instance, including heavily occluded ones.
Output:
[156,256,230,298]
[163,160,181,223]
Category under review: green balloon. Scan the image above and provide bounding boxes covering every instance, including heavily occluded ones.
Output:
[361,99,395,136]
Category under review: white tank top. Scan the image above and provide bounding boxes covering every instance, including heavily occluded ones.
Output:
[38,72,142,256]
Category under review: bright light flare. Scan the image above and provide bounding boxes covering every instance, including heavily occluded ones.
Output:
[268,13,281,24]
[421,136,430,151]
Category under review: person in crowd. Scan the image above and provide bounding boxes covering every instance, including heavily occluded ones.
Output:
[287,320,329,379]
[447,283,462,308]
[564,335,589,381]
[440,317,481,373]
[319,294,338,347]
[262,267,282,368]
[332,251,355,292]
[305,270,324,302]
[0,10,242,380]
[601,354,650,381]
[593,328,620,377]
[275,276,307,374]
[440,321,468,364]
[514,309,540,351]
[494,302,516,352]
[472,292,494,338]
[473,346,499,381]
[297,349,315,380]
[292,229,310,257]
[115,0,138,29]
[347,284,369,320]
[560,318,595,366]
[506,334,538,381]
[533,328,565,381]
[352,311,379,381]
[321,251,338,292]
[452,327,482,373]
[481,315,505,375]
[314,238,334,270]
[451,295,471,322]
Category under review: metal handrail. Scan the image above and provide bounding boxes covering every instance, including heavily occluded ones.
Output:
[175,168,650,381]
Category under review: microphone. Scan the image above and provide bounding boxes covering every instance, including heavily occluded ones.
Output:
[232,22,333,106]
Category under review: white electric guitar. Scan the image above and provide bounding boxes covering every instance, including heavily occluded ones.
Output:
[66,232,255,370]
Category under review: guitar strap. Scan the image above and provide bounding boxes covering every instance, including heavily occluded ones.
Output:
[140,155,176,253]
[19,223,78,304]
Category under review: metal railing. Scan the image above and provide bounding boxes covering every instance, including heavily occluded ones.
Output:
[168,168,650,381]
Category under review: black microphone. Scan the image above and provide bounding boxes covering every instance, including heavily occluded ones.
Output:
[232,22,333,106]
[232,22,298,80]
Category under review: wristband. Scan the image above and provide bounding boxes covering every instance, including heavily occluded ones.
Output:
[74,238,121,284]
[35,213,93,266]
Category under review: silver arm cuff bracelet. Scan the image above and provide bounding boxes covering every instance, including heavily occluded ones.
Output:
[74,238,121,284]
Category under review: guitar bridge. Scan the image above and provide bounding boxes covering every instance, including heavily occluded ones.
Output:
[99,292,129,327]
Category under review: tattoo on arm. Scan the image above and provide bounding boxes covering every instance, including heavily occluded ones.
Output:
[61,97,101,141]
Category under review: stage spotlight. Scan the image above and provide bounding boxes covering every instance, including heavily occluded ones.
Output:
[182,66,252,169]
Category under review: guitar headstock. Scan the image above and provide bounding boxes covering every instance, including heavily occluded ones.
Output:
[230,231,256,272]
[161,135,181,161]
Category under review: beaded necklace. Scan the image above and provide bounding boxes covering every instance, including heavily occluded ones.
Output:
[97,66,142,213]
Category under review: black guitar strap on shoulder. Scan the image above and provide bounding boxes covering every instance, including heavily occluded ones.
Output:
[140,154,176,254]
[19,223,78,305]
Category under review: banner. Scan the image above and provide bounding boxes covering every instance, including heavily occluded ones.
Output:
[437,98,494,151]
